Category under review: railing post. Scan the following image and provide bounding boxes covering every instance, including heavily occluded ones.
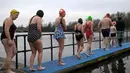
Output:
[24,36,27,67]
[126,30,128,42]
[50,34,53,60]
[15,36,18,69]
[99,31,101,49]
[72,33,75,55]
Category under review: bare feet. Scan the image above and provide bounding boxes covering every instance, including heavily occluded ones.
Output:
[6,69,15,73]
[76,54,81,59]
[85,53,90,56]
[29,68,37,71]
[104,48,109,51]
[58,62,65,66]
[90,52,94,55]
[37,66,46,70]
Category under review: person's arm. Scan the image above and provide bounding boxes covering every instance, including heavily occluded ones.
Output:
[81,25,86,40]
[4,18,12,40]
[98,21,101,32]
[37,17,42,32]
[91,22,94,36]
[55,18,60,27]
[62,18,67,30]
[115,27,117,37]
[74,24,77,31]
[109,19,113,26]
[83,23,86,33]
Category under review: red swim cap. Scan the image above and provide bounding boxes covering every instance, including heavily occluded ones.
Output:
[106,13,110,18]
[59,9,65,15]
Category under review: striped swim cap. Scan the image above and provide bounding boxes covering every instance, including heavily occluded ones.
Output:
[10,9,19,15]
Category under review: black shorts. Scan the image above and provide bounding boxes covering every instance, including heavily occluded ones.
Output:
[101,28,110,37]
[111,33,116,37]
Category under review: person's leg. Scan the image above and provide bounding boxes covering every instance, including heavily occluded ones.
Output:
[86,37,90,56]
[11,40,16,59]
[2,39,15,73]
[89,36,93,54]
[104,37,108,50]
[76,38,84,58]
[111,37,114,47]
[102,29,107,50]
[29,42,37,71]
[76,40,81,59]
[104,28,110,50]
[79,38,84,53]
[34,40,45,70]
[120,31,124,45]
[113,37,116,47]
[110,37,112,47]
[118,31,122,47]
[57,38,65,65]
[118,38,122,47]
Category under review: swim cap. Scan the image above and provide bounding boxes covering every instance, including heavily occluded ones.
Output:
[36,10,44,18]
[87,16,92,21]
[78,18,83,24]
[59,9,65,15]
[106,13,110,18]
[10,9,19,15]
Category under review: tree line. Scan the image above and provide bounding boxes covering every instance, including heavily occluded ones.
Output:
[0,11,130,33]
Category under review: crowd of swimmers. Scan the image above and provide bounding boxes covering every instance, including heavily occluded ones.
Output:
[0,9,125,73]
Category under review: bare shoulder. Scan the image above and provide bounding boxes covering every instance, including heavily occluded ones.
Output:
[91,21,94,24]
[35,16,41,20]
[55,17,60,22]
[62,18,65,21]
[79,24,83,29]
[107,18,112,21]
[4,17,12,23]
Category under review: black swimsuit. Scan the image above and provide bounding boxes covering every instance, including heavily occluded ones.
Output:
[1,22,17,40]
[75,25,83,41]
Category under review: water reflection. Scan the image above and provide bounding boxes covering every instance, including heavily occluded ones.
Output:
[70,52,129,73]
[117,59,126,73]
[111,61,118,73]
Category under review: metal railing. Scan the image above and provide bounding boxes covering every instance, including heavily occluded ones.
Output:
[15,30,130,69]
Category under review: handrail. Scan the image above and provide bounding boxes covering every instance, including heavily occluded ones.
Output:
[15,31,129,69]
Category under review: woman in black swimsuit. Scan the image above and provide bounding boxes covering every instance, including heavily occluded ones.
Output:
[74,18,85,59]
[0,9,19,73]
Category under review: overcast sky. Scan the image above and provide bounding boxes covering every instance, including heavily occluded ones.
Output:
[0,0,129,26]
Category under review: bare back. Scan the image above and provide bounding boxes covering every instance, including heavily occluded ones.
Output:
[74,23,82,31]
[100,18,112,29]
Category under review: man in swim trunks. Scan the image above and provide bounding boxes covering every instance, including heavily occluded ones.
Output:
[98,13,112,50]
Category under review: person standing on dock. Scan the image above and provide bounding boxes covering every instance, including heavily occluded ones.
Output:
[84,16,94,56]
[74,18,85,59]
[110,21,117,47]
[116,16,125,47]
[0,9,19,73]
[53,9,67,65]
[27,10,45,71]
[98,13,112,50]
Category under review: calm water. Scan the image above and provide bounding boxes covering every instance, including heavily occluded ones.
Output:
[0,32,129,66]
[70,52,130,73]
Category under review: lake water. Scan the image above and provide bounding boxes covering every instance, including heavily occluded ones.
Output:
[0,32,129,67]
[70,52,130,73]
